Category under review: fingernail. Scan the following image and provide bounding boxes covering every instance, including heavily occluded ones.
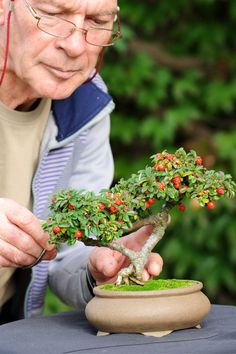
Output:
[152,263,161,275]
[46,242,56,251]
[142,271,149,282]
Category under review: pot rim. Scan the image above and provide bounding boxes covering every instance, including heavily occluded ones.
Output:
[93,280,203,298]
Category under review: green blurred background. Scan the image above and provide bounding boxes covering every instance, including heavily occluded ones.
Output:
[44,0,236,315]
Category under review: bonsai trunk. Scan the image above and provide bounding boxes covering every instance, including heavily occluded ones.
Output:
[109,203,173,286]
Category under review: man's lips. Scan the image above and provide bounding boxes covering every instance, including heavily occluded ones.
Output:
[44,64,78,79]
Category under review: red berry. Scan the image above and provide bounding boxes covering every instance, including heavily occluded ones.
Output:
[68,203,75,210]
[109,205,118,213]
[145,201,150,209]
[144,189,149,194]
[153,163,158,170]
[216,188,225,195]
[207,201,215,209]
[178,203,186,212]
[173,176,181,184]
[148,198,156,204]
[166,154,174,161]
[195,157,203,165]
[53,225,61,234]
[114,198,123,206]
[155,153,162,159]
[98,203,105,210]
[174,183,180,189]
[75,230,83,239]
[51,197,56,203]
[157,164,166,171]
[157,182,165,190]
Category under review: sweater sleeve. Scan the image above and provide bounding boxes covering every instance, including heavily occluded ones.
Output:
[48,242,95,309]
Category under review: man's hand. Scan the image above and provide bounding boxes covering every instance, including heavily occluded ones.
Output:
[88,225,163,285]
[0,199,57,267]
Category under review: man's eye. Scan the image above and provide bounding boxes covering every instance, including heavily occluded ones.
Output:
[45,11,63,16]
[46,12,59,16]
[86,16,113,27]
[35,8,62,16]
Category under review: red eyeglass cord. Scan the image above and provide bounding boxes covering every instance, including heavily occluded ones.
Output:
[0,0,14,86]
[0,0,105,87]
[84,47,106,83]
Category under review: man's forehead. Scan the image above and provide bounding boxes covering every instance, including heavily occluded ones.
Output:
[35,0,118,14]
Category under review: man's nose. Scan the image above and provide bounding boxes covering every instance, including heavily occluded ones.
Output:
[55,29,87,57]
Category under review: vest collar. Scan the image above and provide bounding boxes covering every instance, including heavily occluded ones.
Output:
[52,81,112,142]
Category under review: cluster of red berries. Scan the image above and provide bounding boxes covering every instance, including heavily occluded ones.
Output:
[145,197,156,209]
[152,154,226,213]
[172,176,182,189]
[98,196,124,214]
[50,193,130,240]
[52,225,83,239]
[177,187,225,212]
[153,163,166,172]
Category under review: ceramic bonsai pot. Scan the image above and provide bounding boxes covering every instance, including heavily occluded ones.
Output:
[85,280,211,336]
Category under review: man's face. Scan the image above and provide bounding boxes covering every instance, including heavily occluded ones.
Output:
[2,0,117,99]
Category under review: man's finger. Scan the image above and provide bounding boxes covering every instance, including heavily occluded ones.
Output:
[146,252,163,276]
[0,238,36,267]
[0,199,54,251]
[121,225,154,251]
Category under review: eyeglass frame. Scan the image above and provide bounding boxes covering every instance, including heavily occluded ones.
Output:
[22,0,122,47]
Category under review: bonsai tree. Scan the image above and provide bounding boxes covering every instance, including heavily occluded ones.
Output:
[43,148,236,286]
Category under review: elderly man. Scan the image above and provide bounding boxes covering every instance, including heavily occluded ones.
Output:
[0,0,163,324]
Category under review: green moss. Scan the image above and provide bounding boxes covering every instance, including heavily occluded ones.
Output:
[101,279,196,291]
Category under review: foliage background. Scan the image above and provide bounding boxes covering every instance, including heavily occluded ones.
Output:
[45,0,236,314]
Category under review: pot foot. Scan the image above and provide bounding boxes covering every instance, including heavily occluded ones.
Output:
[142,330,173,337]
[97,331,110,336]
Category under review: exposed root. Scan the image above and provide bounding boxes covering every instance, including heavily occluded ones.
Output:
[129,277,144,285]
[116,264,134,286]
[115,258,145,286]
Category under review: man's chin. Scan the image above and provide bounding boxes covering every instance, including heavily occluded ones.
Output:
[39,80,85,100]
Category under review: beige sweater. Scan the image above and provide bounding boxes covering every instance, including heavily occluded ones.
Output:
[0,99,50,308]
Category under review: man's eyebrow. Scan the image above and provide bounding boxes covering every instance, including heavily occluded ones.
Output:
[38,1,118,16]
[92,8,119,16]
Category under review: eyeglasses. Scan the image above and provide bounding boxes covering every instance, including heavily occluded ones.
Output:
[22,0,122,47]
